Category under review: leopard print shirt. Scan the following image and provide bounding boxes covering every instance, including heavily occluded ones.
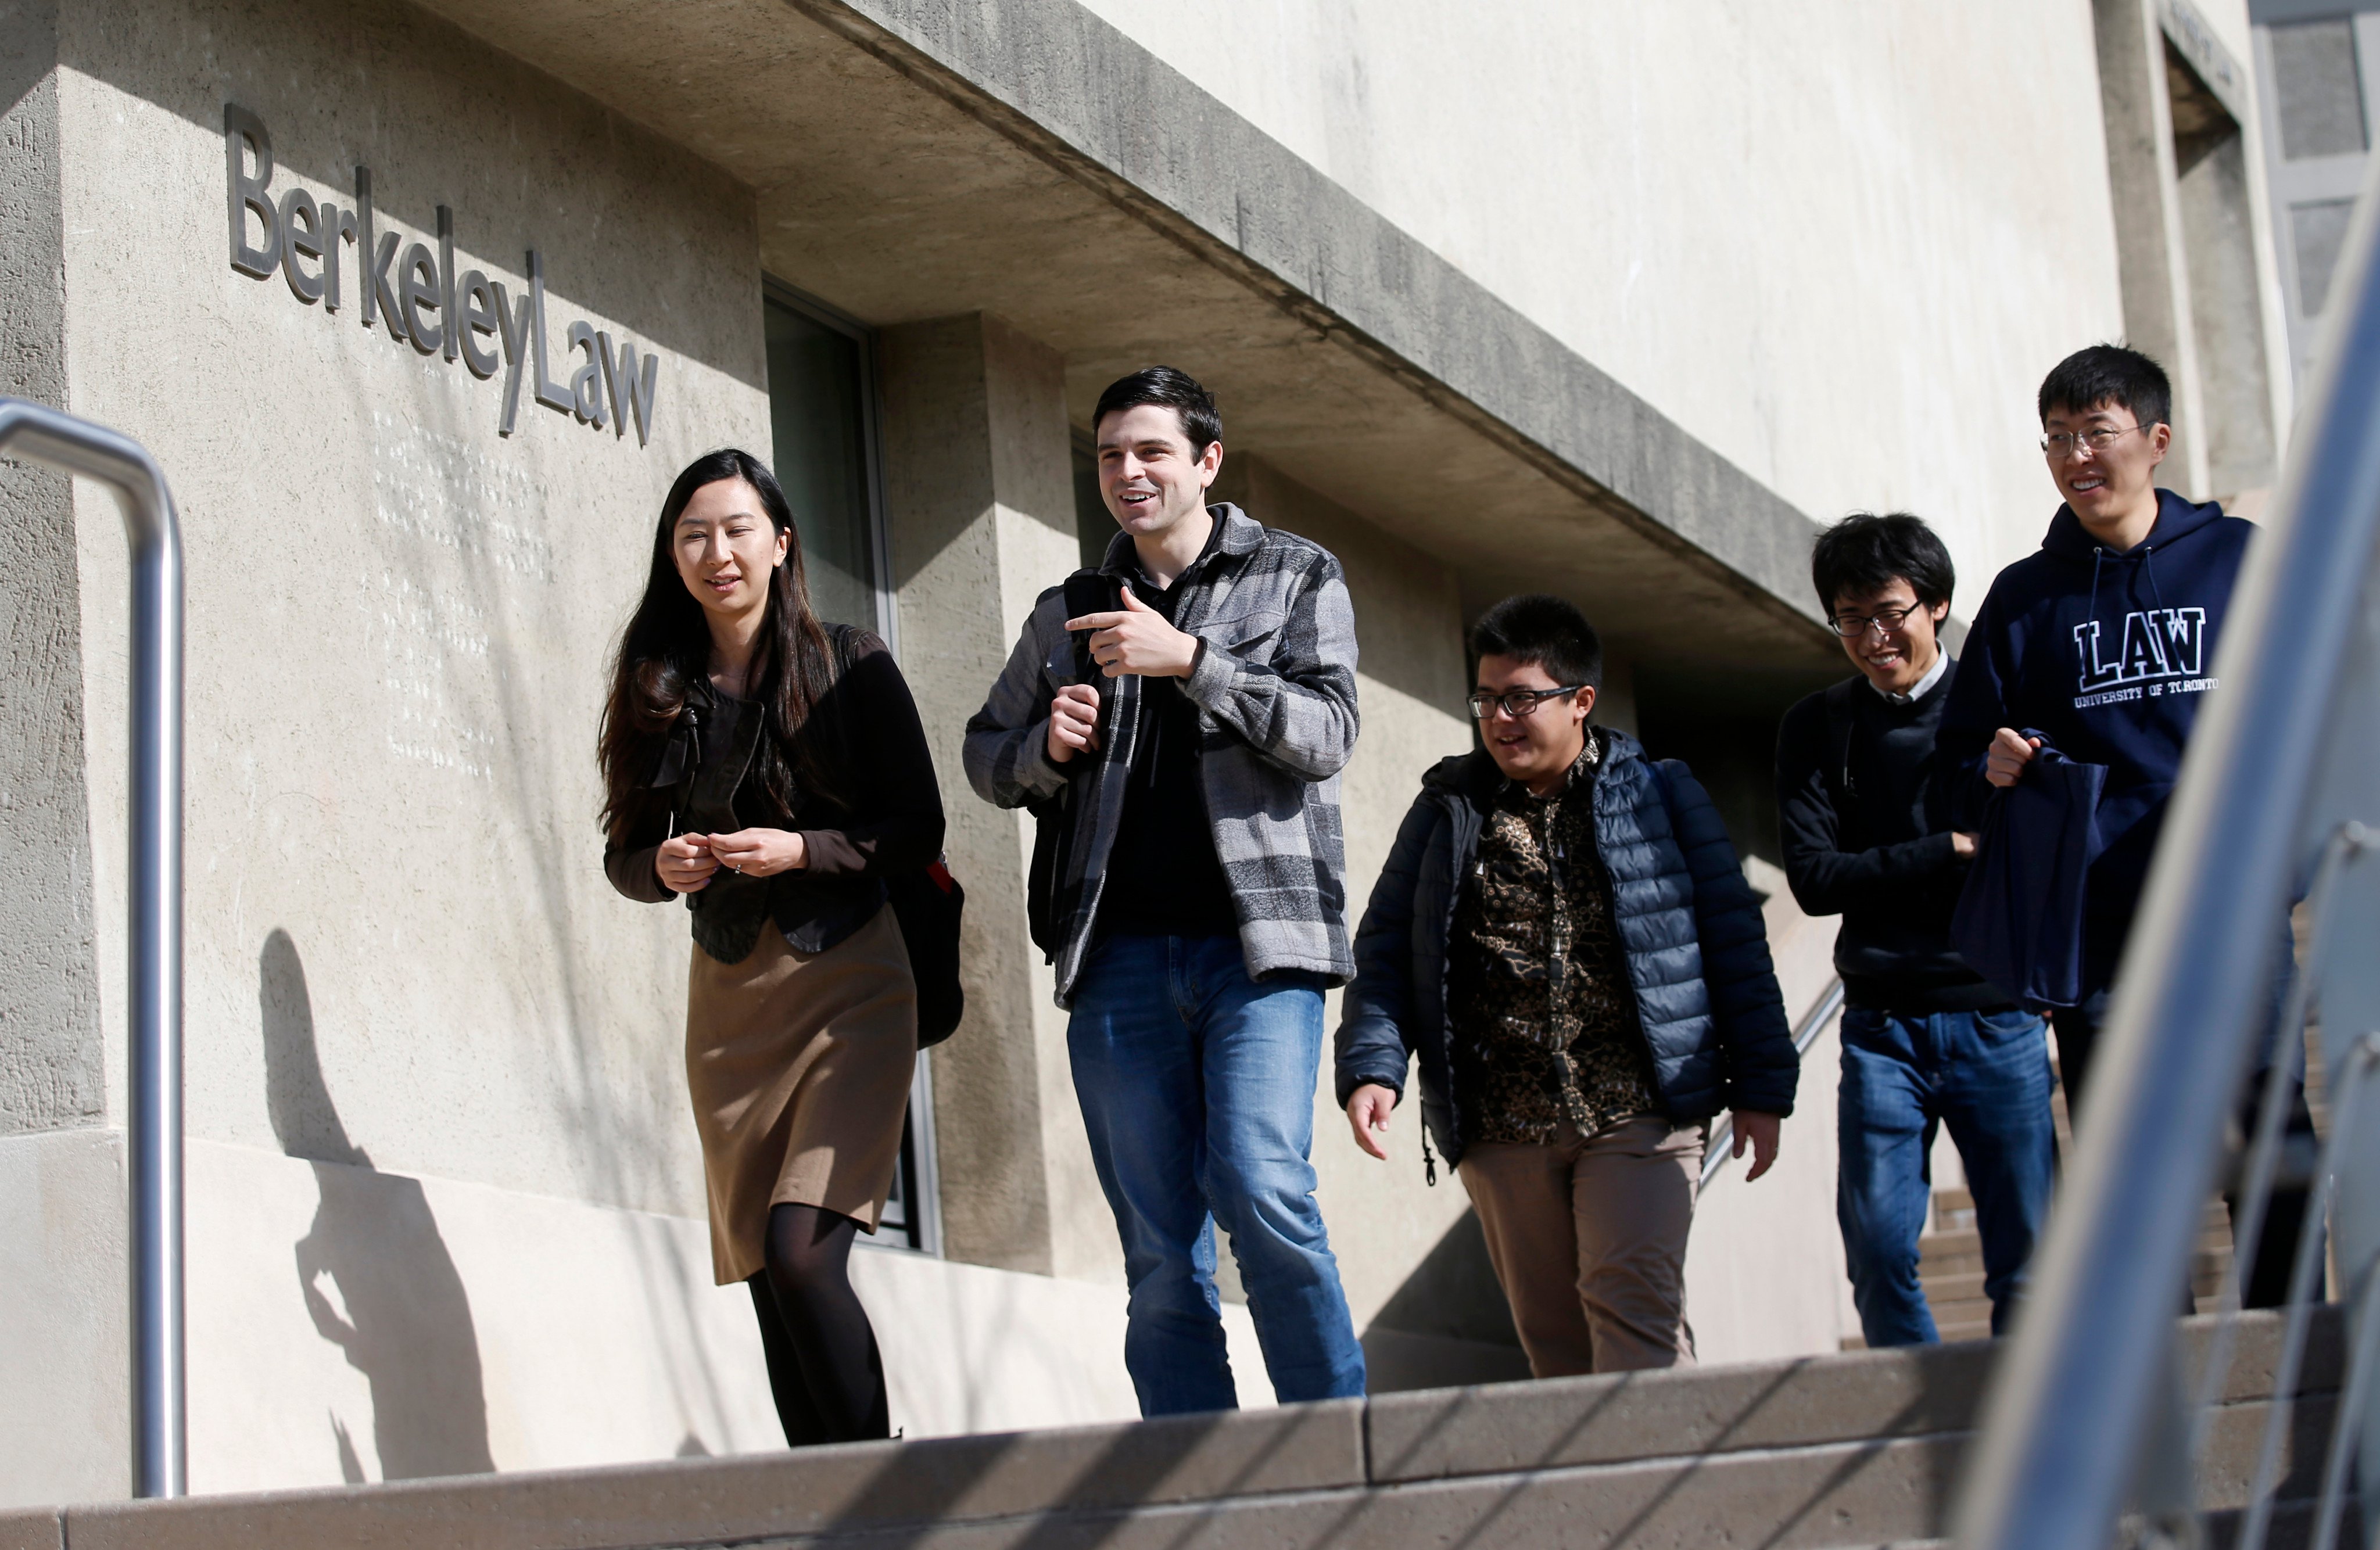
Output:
[1448,731,1659,1146]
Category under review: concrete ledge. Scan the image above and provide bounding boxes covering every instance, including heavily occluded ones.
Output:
[35,1309,2350,1550]
[668,1433,1962,1550]
[2187,1302,2348,1404]
[0,1510,62,1550]
[1367,1339,1994,1485]
[61,1402,1363,1550]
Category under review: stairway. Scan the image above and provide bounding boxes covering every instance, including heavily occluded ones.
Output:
[1863,1058,2245,1347]
[1910,1187,2238,1342]
[3,1309,2343,1550]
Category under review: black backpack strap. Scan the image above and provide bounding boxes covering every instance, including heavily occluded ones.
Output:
[1061,570,1121,683]
[1821,677,1861,802]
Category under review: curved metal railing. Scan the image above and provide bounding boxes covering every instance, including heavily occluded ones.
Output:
[0,399,185,1499]
[1701,977,1844,1192]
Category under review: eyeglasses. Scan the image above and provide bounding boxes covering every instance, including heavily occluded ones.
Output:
[2041,424,2153,458]
[1468,685,1583,720]
[1829,604,1924,638]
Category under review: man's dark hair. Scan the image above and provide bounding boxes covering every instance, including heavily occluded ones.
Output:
[1469,594,1603,691]
[1092,365,1222,455]
[1811,512,1956,615]
[2038,343,2173,432]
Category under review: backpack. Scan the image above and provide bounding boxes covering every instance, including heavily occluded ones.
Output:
[825,626,969,1048]
[1026,571,1119,957]
[888,857,967,1048]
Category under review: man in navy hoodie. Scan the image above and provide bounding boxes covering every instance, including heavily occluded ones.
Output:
[1938,343,2306,1303]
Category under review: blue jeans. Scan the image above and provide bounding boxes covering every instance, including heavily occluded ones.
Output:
[1837,1005,2056,1347]
[1067,933,1367,1415]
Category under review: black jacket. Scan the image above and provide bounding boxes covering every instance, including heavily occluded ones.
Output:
[1334,732,1798,1171]
[605,629,946,962]
[1776,667,2008,1013]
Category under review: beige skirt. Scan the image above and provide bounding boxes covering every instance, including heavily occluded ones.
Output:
[684,903,917,1285]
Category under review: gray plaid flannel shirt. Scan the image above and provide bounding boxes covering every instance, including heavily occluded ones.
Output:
[963,505,1360,1006]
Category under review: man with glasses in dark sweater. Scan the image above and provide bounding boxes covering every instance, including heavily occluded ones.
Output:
[1776,514,2055,1346]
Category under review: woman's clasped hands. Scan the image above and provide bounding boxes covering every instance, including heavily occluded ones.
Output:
[655,829,808,892]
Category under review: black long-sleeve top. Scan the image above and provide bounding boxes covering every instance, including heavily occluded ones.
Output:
[604,630,945,955]
[1775,666,2009,1013]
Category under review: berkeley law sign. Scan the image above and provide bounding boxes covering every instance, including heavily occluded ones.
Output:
[223,104,659,446]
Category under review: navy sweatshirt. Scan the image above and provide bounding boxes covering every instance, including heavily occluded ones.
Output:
[1937,489,2253,994]
[1777,666,2008,1013]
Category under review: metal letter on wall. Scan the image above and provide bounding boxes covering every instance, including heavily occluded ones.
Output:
[278,187,324,304]
[399,242,443,357]
[222,105,662,447]
[223,105,277,279]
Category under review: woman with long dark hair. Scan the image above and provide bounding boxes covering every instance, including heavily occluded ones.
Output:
[600,448,942,1445]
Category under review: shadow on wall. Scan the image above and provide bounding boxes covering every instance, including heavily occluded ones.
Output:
[260,928,496,1481]
[1359,1209,1533,1394]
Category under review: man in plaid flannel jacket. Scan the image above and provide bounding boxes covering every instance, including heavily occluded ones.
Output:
[963,366,1367,1415]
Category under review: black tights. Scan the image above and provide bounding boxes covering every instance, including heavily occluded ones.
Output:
[745,1203,889,1447]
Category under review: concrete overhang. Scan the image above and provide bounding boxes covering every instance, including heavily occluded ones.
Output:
[411,0,1841,674]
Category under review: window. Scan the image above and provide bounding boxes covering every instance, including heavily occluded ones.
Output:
[1072,432,1115,571]
[764,288,887,634]
[2271,17,2367,160]
[2292,197,2358,310]
[761,281,939,1254]
[2253,9,2380,380]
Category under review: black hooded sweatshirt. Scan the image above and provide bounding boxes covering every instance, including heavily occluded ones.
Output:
[1937,490,2251,995]
[1777,662,2010,1013]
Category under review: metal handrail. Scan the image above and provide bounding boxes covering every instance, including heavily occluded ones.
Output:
[1950,148,2380,1550]
[0,400,185,1499]
[2238,1031,2380,1548]
[1701,978,1844,1191]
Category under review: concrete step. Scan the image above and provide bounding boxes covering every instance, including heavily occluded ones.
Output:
[1923,1269,1987,1304]
[1908,1205,2236,1344]
[1918,1229,1984,1275]
[3,1309,2343,1550]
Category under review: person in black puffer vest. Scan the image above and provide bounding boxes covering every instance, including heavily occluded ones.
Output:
[1336,595,1796,1376]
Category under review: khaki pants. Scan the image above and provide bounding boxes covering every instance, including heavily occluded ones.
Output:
[1459,1114,1705,1377]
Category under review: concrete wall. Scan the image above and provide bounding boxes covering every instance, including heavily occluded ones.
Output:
[1685,862,1861,1365]
[58,0,762,1200]
[1073,0,2132,591]
[0,0,105,1139]
[6,0,768,1502]
[876,311,1118,1285]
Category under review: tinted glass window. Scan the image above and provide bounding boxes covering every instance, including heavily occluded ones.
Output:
[2293,198,2358,313]
[1072,436,1114,571]
[765,297,877,631]
[2273,18,2368,160]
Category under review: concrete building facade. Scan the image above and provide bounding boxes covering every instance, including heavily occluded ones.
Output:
[0,0,2289,1505]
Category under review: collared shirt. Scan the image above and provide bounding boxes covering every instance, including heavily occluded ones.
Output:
[1447,730,1659,1145]
[1870,648,1949,706]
